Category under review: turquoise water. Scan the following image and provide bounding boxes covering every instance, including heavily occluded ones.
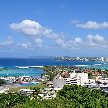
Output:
[0,64,108,77]
[0,58,108,77]
[0,68,43,77]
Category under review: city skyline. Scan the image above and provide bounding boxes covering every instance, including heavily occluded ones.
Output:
[1,0,108,57]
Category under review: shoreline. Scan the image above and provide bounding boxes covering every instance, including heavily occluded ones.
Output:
[0,65,108,77]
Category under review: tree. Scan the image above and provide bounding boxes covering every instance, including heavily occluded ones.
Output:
[1,85,108,108]
[30,87,40,95]
[88,72,92,78]
[0,79,5,86]
[97,68,102,75]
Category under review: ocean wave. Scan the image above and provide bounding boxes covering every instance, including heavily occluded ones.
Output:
[74,65,89,67]
[93,64,102,66]
[15,66,43,68]
[15,66,29,68]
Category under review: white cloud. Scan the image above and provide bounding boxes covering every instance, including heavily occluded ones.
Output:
[87,34,105,43]
[10,20,108,51]
[10,20,62,47]
[71,20,80,24]
[93,35,105,43]
[10,20,43,36]
[55,37,82,49]
[87,35,94,41]
[10,19,64,48]
[10,19,60,40]
[55,38,64,46]
[0,36,13,46]
[73,21,108,29]
[87,34,108,47]
[43,28,60,40]
[17,42,31,49]
[74,37,82,43]
[34,38,43,47]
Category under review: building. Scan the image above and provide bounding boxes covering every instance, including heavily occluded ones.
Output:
[0,87,9,94]
[19,89,35,96]
[65,73,88,86]
[53,74,66,88]
[19,76,32,81]
[53,72,88,88]
[100,57,104,62]
[98,78,108,84]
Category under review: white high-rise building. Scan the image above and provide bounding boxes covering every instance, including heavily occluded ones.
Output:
[76,57,80,60]
[53,73,88,88]
[100,57,104,62]
[105,58,108,62]
[65,73,88,86]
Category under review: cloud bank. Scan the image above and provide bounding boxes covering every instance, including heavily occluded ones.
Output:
[8,19,108,51]
[73,21,108,29]
[10,19,83,49]
[0,36,13,47]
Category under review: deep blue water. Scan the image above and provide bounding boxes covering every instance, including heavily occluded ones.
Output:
[0,58,104,67]
[0,58,108,77]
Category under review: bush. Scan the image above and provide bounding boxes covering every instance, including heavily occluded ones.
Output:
[0,79,6,86]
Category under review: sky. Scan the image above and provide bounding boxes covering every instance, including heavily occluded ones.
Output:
[0,0,108,57]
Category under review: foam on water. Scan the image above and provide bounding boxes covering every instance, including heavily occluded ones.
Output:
[74,65,89,67]
[93,64,102,66]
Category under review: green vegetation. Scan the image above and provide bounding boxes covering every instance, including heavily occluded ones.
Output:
[57,85,108,108]
[43,66,108,80]
[42,66,77,81]
[88,72,92,78]
[0,93,29,108]
[0,85,106,108]
[30,86,41,95]
[0,79,6,86]
[43,66,58,81]
[1,66,108,108]
[43,66,108,81]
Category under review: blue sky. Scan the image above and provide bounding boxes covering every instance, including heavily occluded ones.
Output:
[0,0,108,57]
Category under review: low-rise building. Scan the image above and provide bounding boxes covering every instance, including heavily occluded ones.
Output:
[98,78,108,84]
[0,87,9,94]
[19,89,35,96]
[53,74,66,88]
[65,73,88,86]
[53,72,88,88]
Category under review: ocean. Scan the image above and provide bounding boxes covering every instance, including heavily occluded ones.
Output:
[0,58,108,77]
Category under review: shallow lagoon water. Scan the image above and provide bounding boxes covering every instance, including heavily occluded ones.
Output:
[0,68,43,77]
[0,58,108,77]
